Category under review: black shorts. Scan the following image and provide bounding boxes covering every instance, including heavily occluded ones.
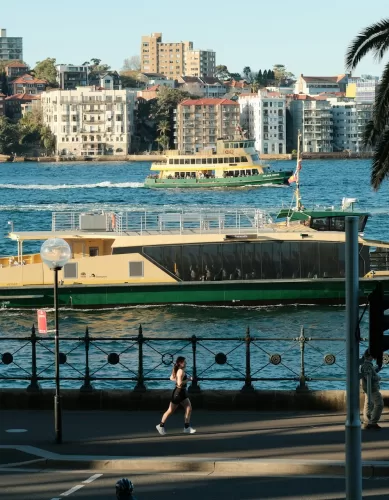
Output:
[171,387,188,405]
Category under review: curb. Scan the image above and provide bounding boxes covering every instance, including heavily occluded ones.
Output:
[2,446,389,477]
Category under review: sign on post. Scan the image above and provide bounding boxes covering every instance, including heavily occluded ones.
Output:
[37,309,47,334]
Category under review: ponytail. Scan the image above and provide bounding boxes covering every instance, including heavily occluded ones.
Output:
[171,356,186,380]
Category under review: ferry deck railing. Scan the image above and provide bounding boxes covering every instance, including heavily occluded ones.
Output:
[0,325,383,392]
[51,207,273,236]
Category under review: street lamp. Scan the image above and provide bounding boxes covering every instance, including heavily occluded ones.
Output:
[40,238,71,444]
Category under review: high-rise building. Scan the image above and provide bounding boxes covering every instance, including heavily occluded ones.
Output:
[41,86,136,157]
[239,91,286,155]
[174,98,240,153]
[0,29,23,61]
[346,76,379,103]
[141,32,215,80]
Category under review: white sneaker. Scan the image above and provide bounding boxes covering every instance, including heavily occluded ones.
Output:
[183,426,196,434]
[156,424,166,435]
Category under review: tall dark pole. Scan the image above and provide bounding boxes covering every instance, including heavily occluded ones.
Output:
[53,266,62,444]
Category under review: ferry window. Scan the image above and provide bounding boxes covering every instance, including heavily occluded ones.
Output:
[359,215,368,232]
[239,142,244,148]
[330,217,345,231]
[89,247,99,257]
[241,156,248,162]
[225,142,230,148]
[246,170,251,176]
[311,217,330,231]
[129,261,144,278]
[169,159,173,164]
[233,142,239,148]
[202,159,207,164]
[207,158,213,164]
[174,159,179,165]
[222,243,242,280]
[253,169,259,175]
[251,154,259,161]
[229,158,235,163]
[180,159,184,164]
[213,158,218,164]
[224,158,229,163]
[281,242,301,279]
[191,159,196,164]
[235,157,240,163]
[196,159,202,164]
[218,157,223,164]
[185,159,190,164]
[300,242,319,278]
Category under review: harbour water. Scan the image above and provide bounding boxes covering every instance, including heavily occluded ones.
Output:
[0,158,387,390]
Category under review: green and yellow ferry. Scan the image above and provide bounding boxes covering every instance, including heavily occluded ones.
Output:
[0,198,388,309]
[144,138,292,188]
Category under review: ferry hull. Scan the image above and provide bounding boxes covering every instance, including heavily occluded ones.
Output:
[0,279,387,309]
[144,171,292,189]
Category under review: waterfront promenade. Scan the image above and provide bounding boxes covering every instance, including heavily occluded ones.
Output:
[2,409,389,499]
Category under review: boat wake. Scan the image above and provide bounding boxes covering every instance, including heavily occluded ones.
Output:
[0,181,144,190]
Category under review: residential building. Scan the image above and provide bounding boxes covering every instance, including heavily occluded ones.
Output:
[0,93,5,116]
[92,71,122,91]
[5,93,40,120]
[0,29,23,61]
[224,79,251,95]
[328,96,373,152]
[41,86,137,157]
[137,85,161,101]
[174,97,240,153]
[239,91,286,155]
[141,32,216,79]
[289,95,333,152]
[10,74,47,95]
[346,76,379,102]
[4,61,29,79]
[139,73,175,88]
[294,74,348,95]
[178,76,226,98]
[56,64,89,90]
[21,98,41,117]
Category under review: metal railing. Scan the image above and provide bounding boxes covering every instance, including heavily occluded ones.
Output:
[0,325,383,392]
[51,207,273,236]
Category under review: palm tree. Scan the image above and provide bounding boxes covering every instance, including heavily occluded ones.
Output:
[346,19,389,189]
[156,120,170,152]
[243,66,252,82]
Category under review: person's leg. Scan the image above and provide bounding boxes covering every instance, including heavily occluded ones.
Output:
[370,391,384,425]
[161,402,178,424]
[363,392,372,425]
[181,399,196,433]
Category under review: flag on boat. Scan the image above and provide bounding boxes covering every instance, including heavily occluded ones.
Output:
[288,174,297,184]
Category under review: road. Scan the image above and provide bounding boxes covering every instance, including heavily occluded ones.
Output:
[2,468,389,499]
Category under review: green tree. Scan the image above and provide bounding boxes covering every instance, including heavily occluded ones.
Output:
[120,70,142,88]
[0,116,20,154]
[243,66,252,82]
[256,69,263,85]
[33,58,58,86]
[40,126,56,154]
[263,69,268,84]
[215,65,230,81]
[346,18,389,189]
[122,56,141,71]
[229,72,242,81]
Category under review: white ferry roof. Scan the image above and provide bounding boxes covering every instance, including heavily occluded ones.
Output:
[8,231,116,241]
[150,164,256,172]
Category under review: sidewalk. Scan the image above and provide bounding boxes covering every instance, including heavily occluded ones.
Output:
[1,409,388,476]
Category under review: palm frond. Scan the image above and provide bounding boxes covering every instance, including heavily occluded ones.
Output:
[346,18,389,69]
[371,62,389,134]
[362,120,380,147]
[371,128,389,190]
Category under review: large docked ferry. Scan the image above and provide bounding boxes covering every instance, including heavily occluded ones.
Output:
[144,138,293,188]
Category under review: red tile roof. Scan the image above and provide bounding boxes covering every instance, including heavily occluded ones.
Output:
[12,74,47,85]
[5,93,41,101]
[180,98,238,106]
[5,61,28,68]
[225,80,249,89]
[146,85,160,91]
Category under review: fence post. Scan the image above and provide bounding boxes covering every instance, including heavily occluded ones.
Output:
[189,335,200,393]
[27,325,40,392]
[134,324,146,392]
[296,326,309,391]
[241,326,254,392]
[80,326,93,392]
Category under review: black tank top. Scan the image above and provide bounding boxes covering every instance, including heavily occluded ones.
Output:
[176,373,187,389]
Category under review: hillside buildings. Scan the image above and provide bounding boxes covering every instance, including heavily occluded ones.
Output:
[178,76,226,98]
[41,86,136,157]
[56,64,89,90]
[174,97,240,153]
[0,29,23,61]
[10,74,47,95]
[346,76,379,102]
[5,94,40,120]
[294,74,348,95]
[4,61,29,79]
[141,32,215,80]
[239,91,286,154]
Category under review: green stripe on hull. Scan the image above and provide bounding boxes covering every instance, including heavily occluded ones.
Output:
[144,172,292,189]
[0,279,387,309]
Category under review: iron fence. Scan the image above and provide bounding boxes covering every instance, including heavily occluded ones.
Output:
[0,325,383,392]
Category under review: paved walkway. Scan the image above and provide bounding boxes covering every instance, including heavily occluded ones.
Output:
[1,409,388,475]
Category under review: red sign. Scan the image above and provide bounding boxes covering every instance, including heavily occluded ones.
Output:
[37,310,47,334]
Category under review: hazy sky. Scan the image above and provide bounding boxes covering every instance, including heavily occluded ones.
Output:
[3,0,389,77]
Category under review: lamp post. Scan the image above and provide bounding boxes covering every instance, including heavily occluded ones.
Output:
[40,238,71,444]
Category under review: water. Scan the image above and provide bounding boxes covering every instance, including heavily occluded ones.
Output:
[0,158,388,390]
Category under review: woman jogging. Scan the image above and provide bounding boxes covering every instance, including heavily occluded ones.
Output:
[156,356,196,435]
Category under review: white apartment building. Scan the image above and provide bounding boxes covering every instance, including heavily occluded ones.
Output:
[239,91,286,155]
[289,97,333,152]
[328,97,373,152]
[41,86,136,157]
[0,28,23,61]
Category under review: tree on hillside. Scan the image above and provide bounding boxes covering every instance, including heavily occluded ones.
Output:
[84,58,111,73]
[33,58,57,86]
[0,116,21,154]
[346,18,389,189]
[215,65,231,81]
[256,69,263,85]
[229,72,242,81]
[156,119,170,151]
[122,56,141,71]
[243,66,252,82]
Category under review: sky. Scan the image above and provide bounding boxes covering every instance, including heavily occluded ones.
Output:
[2,0,389,78]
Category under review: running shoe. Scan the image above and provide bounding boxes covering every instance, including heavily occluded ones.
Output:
[156,424,166,435]
[183,427,196,434]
